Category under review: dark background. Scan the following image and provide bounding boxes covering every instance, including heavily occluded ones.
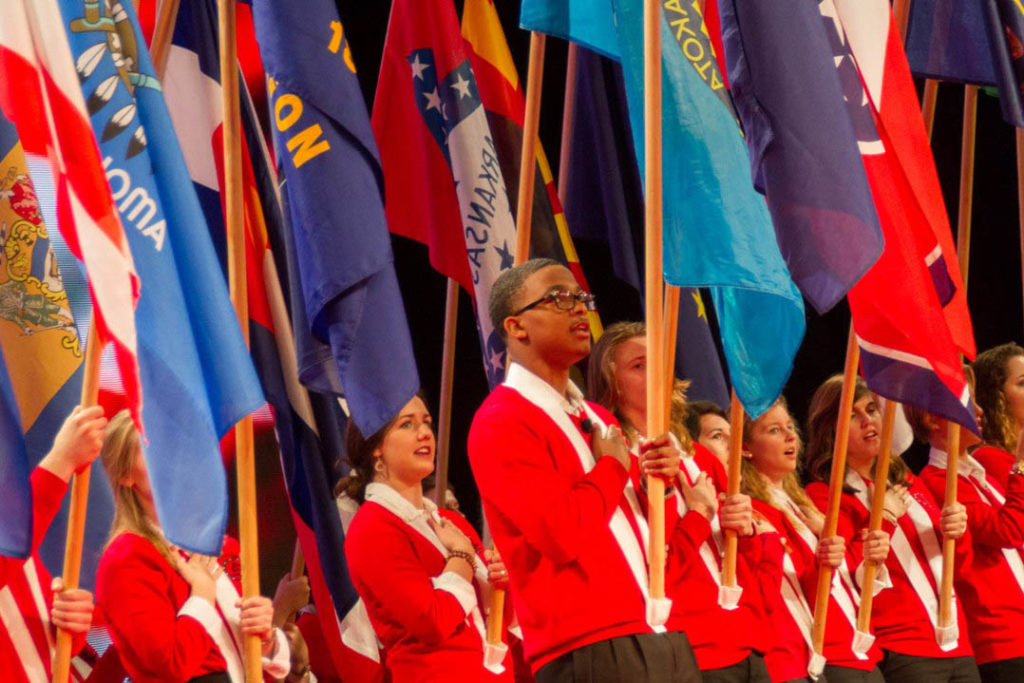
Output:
[320,1,1024,532]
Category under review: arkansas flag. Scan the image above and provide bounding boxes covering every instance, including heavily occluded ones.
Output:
[374,0,519,387]
[830,0,978,430]
[0,0,141,425]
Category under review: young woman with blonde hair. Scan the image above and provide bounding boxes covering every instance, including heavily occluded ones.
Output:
[95,410,290,683]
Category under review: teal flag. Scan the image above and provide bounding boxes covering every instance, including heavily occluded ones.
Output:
[524,0,806,416]
[519,0,620,59]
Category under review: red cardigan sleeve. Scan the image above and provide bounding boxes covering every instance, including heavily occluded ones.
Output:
[96,534,217,680]
[30,467,69,554]
[468,405,630,566]
[346,508,473,646]
[924,467,1024,549]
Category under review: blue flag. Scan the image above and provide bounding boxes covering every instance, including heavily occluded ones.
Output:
[253,0,419,436]
[565,47,730,408]
[0,344,30,559]
[718,0,884,314]
[610,0,805,417]
[906,0,1024,127]
[0,111,96,568]
[59,0,265,554]
[520,0,620,59]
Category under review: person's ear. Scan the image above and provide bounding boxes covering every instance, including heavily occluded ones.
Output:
[504,315,527,342]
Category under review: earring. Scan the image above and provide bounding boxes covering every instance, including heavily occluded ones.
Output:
[374,459,385,474]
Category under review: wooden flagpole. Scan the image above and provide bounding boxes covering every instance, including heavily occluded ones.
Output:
[514,32,546,263]
[935,83,979,632]
[434,278,459,507]
[956,86,978,285]
[811,326,860,656]
[149,0,180,80]
[854,398,897,631]
[921,81,939,142]
[721,391,744,588]
[643,0,667,600]
[218,1,261,679]
[490,28,549,648]
[51,328,101,683]
[557,43,579,209]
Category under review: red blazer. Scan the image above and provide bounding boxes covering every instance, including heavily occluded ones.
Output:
[807,474,973,659]
[660,445,775,670]
[920,446,1024,665]
[0,467,86,683]
[468,383,661,673]
[345,497,512,683]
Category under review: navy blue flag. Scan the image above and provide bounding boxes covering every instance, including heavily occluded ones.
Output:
[59,0,266,555]
[253,0,418,436]
[565,47,730,408]
[240,77,382,677]
[718,0,884,315]
[0,344,31,558]
[906,0,1024,128]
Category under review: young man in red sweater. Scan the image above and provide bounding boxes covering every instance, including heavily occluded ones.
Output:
[468,258,700,683]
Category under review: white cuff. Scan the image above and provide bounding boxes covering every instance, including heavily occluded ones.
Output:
[178,596,220,631]
[646,596,672,629]
[855,561,892,596]
[718,584,743,610]
[261,627,291,678]
[432,571,477,616]
[808,651,827,679]
[851,629,875,658]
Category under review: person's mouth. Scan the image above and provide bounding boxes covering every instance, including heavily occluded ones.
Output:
[571,321,591,338]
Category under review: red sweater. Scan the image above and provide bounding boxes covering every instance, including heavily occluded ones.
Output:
[468,380,661,672]
[806,474,973,659]
[97,533,287,682]
[662,445,776,670]
[345,494,513,683]
[753,493,883,676]
[920,446,1024,665]
[0,467,86,683]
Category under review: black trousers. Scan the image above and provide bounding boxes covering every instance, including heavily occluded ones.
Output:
[701,652,771,683]
[879,651,981,683]
[188,675,230,683]
[823,665,884,683]
[535,631,703,683]
[978,657,1024,683]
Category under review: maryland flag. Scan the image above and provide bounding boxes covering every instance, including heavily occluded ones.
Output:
[461,0,600,336]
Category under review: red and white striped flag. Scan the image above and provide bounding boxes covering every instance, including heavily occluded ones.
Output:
[0,0,142,425]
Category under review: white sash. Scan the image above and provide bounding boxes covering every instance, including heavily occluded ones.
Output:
[778,551,827,679]
[930,449,1024,599]
[504,362,671,629]
[769,488,874,660]
[846,471,959,650]
[677,455,743,609]
[364,483,507,672]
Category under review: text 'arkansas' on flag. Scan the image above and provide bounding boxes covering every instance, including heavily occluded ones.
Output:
[375,0,520,389]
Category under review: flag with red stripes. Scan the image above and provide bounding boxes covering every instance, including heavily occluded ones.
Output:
[0,0,141,427]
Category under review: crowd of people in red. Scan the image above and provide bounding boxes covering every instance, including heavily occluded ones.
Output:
[6,258,1024,683]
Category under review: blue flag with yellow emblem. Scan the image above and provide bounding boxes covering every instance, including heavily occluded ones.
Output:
[0,111,84,560]
[253,0,419,436]
[59,0,265,554]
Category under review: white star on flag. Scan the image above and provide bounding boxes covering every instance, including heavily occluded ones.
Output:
[410,54,429,80]
[423,87,442,112]
[451,73,472,99]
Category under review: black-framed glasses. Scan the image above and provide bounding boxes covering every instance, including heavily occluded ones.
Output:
[512,290,597,316]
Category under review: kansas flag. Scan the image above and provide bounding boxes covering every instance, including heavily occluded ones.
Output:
[59,0,265,554]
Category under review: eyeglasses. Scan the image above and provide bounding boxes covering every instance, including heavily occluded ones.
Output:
[512,289,597,316]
